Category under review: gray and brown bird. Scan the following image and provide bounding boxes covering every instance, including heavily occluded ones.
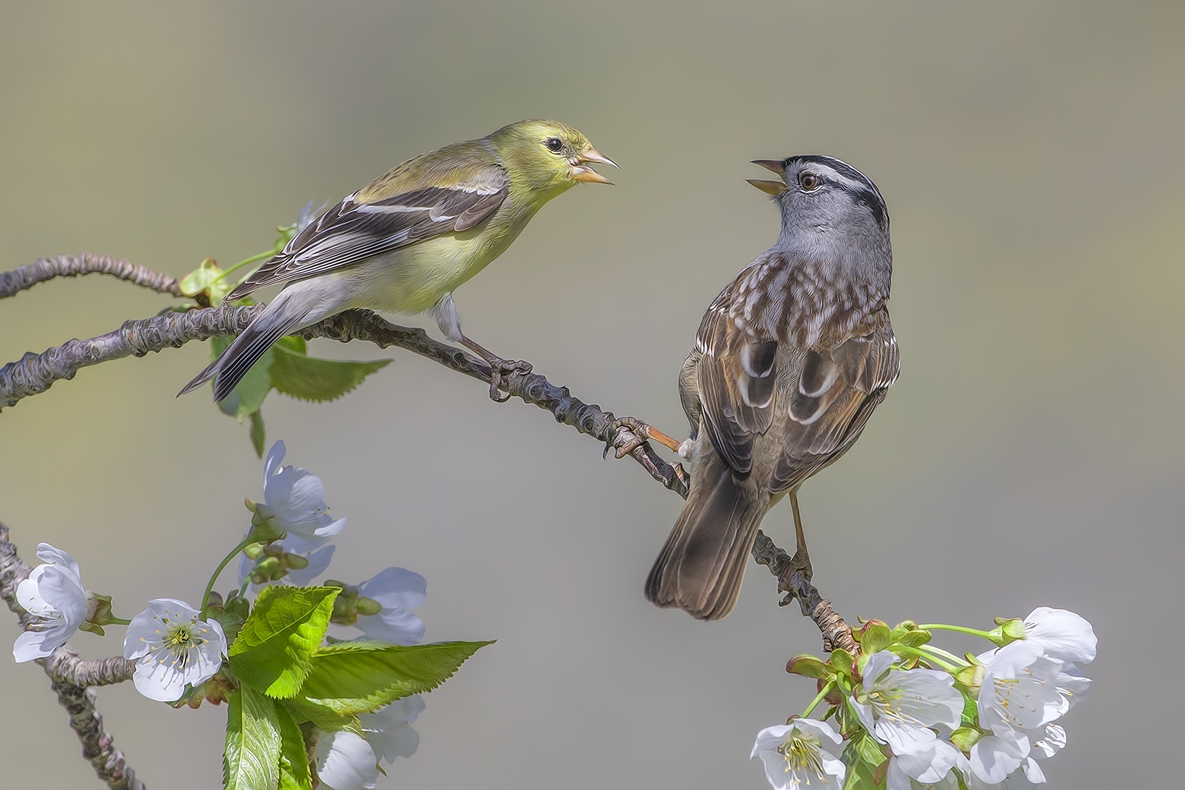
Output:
[629,155,899,620]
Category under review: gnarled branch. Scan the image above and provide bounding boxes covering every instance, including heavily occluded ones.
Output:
[0,253,180,299]
[1,524,143,790]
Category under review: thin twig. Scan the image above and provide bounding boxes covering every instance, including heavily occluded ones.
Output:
[1,524,144,790]
[0,254,180,299]
[2,300,851,652]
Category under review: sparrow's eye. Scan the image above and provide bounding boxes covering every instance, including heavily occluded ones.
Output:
[798,172,821,191]
[545,137,564,153]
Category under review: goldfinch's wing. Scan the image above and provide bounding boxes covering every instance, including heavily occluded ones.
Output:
[227,149,508,299]
[770,319,899,492]
[693,276,781,476]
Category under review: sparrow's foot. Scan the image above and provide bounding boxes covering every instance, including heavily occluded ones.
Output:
[484,357,533,402]
[608,416,684,459]
[786,548,813,584]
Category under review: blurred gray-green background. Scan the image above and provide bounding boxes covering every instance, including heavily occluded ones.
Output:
[2,2,1181,787]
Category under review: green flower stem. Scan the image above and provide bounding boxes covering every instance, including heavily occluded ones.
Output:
[105,616,132,626]
[918,644,970,667]
[895,644,959,671]
[201,536,258,616]
[211,249,275,284]
[917,624,996,641]
[802,679,836,718]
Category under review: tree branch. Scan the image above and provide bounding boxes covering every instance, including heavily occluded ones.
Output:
[1,297,852,652]
[0,254,181,299]
[1,524,144,790]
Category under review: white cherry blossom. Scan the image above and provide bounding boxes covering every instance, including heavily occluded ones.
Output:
[262,440,346,541]
[751,718,846,789]
[123,598,226,702]
[852,651,963,757]
[13,544,88,662]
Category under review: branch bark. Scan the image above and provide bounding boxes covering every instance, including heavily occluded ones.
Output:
[1,524,144,790]
[0,253,181,299]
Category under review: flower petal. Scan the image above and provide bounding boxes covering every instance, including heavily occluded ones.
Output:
[13,629,54,662]
[862,650,898,686]
[356,608,426,646]
[970,733,1029,784]
[34,543,84,586]
[1023,608,1096,665]
[316,730,379,790]
[359,567,427,611]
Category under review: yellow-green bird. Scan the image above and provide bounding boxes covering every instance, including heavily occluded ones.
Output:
[180,119,616,402]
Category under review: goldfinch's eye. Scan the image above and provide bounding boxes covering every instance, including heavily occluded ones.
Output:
[798,172,821,191]
[545,137,564,153]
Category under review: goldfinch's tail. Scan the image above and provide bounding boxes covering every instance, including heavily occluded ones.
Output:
[178,294,306,402]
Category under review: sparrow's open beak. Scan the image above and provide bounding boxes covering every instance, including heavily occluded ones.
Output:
[747,179,787,195]
[748,159,787,194]
[571,147,619,184]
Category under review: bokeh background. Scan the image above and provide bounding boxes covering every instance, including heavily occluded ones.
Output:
[2,2,1182,787]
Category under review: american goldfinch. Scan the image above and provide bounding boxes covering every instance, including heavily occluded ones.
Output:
[180,119,616,402]
[640,156,898,620]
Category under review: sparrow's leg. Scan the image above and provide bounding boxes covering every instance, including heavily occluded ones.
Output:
[787,490,813,583]
[432,293,532,402]
[608,416,687,459]
[458,335,533,403]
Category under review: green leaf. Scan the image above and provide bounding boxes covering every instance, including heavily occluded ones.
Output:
[229,586,340,699]
[285,697,364,737]
[250,411,267,458]
[830,648,855,679]
[841,730,885,790]
[895,629,933,648]
[274,702,311,790]
[269,344,390,403]
[296,640,492,716]
[210,336,275,421]
[785,654,835,680]
[859,620,892,655]
[223,687,281,790]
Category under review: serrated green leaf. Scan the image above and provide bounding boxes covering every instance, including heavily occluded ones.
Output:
[286,697,364,737]
[250,411,267,458]
[274,701,311,790]
[223,687,281,790]
[269,345,390,403]
[296,640,491,715]
[208,608,245,650]
[229,586,340,699]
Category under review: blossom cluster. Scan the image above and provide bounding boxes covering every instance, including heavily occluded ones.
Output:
[13,440,430,789]
[753,608,1096,789]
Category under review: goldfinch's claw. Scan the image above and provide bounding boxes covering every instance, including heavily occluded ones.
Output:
[485,358,533,402]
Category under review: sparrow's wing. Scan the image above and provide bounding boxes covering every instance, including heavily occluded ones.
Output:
[227,158,508,300]
[693,278,781,476]
[771,320,900,492]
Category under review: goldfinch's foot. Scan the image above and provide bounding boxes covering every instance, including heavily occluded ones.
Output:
[608,416,684,459]
[484,357,533,402]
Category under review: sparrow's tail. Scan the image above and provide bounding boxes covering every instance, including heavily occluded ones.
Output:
[645,450,769,620]
[177,290,308,402]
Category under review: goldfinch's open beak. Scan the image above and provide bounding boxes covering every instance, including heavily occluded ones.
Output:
[571,147,618,184]
[748,159,787,194]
